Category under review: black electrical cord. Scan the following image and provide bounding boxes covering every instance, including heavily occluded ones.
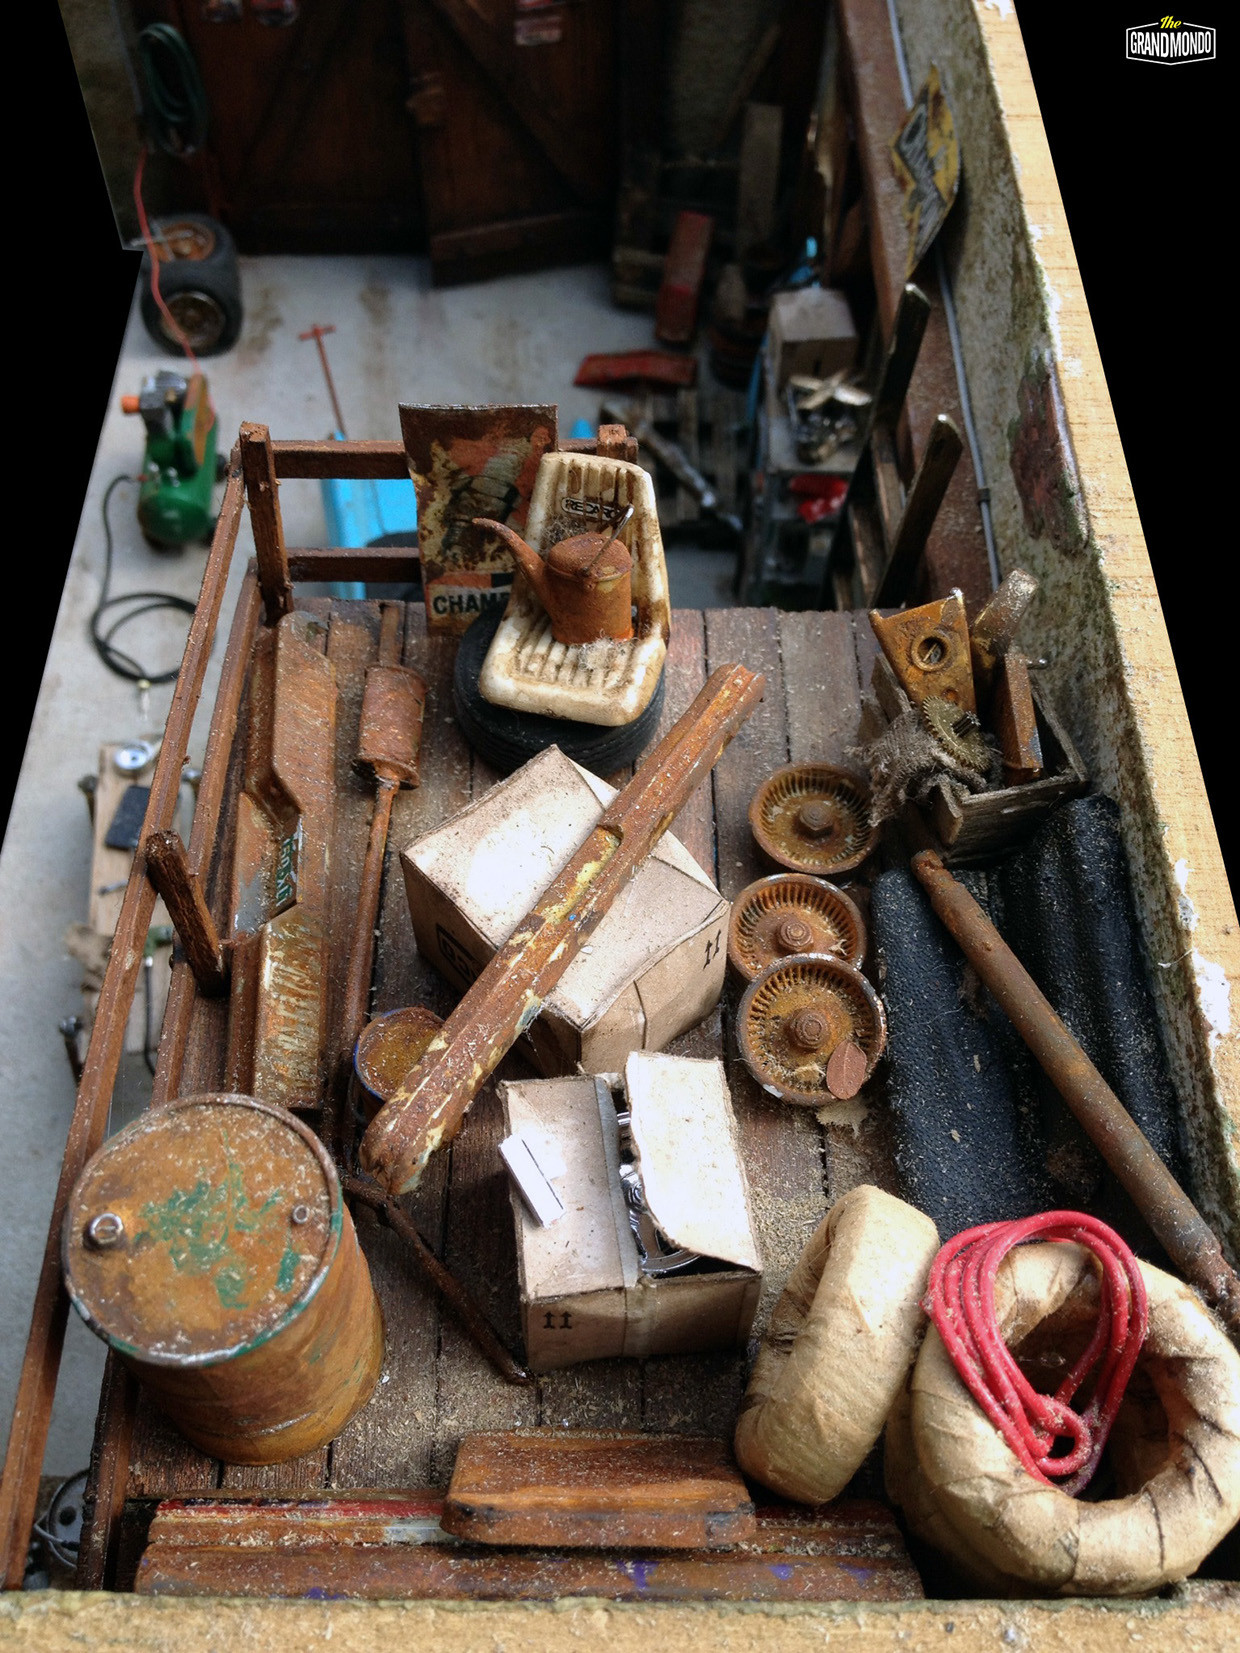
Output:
[90,474,197,686]
[136,22,210,157]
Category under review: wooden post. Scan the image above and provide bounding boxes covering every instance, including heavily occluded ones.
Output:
[874,415,964,606]
[240,422,294,624]
[143,830,229,997]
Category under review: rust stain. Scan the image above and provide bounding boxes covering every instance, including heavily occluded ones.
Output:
[1009,355,1089,555]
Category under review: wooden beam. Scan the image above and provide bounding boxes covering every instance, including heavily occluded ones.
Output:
[272,441,409,481]
[240,424,294,624]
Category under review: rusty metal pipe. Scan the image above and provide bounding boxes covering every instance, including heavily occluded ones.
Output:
[911,849,1240,1334]
[360,662,765,1195]
[342,1174,532,1387]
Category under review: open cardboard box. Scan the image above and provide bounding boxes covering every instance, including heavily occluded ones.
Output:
[501,1052,762,1371]
[401,746,729,1075]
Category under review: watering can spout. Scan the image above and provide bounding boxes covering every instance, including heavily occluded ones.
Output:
[474,514,634,646]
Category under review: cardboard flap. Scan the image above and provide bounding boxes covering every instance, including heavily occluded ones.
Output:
[502,1076,639,1299]
[625,1053,761,1274]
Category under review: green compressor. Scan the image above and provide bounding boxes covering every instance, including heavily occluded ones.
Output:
[121,370,223,547]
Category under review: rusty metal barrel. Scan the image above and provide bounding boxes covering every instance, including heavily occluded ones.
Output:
[62,1093,384,1464]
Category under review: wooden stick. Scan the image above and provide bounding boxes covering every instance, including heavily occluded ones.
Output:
[143,830,228,997]
[76,568,264,1590]
[240,422,294,624]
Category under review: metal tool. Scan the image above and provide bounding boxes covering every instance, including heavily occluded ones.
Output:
[970,568,1039,700]
[727,874,866,983]
[334,604,426,1158]
[600,397,744,537]
[911,849,1240,1334]
[360,662,765,1195]
[749,764,878,876]
[738,954,887,1106]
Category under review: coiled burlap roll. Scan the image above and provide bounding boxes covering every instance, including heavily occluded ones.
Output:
[890,1241,1240,1595]
[735,1184,940,1503]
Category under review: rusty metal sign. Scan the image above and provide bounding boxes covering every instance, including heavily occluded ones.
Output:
[890,65,960,276]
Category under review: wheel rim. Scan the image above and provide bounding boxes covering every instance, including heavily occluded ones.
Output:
[160,290,227,351]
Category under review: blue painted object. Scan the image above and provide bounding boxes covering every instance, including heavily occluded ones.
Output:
[320,430,418,599]
[569,417,595,440]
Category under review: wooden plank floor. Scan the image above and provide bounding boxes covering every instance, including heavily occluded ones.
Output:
[118,603,894,1505]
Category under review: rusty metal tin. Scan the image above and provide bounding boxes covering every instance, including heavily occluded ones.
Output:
[737,955,887,1107]
[728,875,867,983]
[62,1093,384,1464]
[749,764,878,876]
[354,1005,444,1121]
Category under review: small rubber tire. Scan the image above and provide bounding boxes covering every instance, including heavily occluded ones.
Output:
[453,609,667,775]
[140,214,243,356]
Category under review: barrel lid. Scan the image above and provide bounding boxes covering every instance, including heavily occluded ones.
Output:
[63,1094,341,1367]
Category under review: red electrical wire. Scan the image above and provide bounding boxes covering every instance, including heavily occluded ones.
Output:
[924,1212,1149,1496]
[132,146,201,373]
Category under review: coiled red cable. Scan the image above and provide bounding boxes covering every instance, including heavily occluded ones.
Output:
[924,1212,1149,1496]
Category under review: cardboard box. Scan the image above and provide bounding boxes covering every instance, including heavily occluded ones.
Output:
[500,1052,763,1371]
[769,288,858,388]
[401,748,729,1076]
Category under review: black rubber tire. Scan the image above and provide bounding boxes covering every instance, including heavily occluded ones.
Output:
[453,609,667,775]
[139,214,243,357]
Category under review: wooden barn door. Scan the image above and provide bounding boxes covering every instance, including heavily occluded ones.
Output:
[397,0,619,285]
[137,0,427,251]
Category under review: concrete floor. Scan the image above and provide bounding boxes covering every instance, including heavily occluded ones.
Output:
[0,255,740,1484]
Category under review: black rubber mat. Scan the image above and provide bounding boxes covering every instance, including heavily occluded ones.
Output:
[872,796,1192,1250]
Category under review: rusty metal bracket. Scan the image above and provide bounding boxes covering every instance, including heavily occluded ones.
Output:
[360,662,765,1196]
[869,592,975,713]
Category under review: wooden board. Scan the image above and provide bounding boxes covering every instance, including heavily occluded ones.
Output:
[441,1432,756,1549]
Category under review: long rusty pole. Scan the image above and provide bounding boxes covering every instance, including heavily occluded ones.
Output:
[361,662,766,1196]
[912,849,1240,1334]
[342,1175,531,1387]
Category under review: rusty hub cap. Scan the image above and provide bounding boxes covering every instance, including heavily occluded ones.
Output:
[737,955,887,1106]
[748,765,878,876]
[727,873,866,982]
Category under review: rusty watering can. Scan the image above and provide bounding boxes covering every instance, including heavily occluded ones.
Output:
[474,508,635,645]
